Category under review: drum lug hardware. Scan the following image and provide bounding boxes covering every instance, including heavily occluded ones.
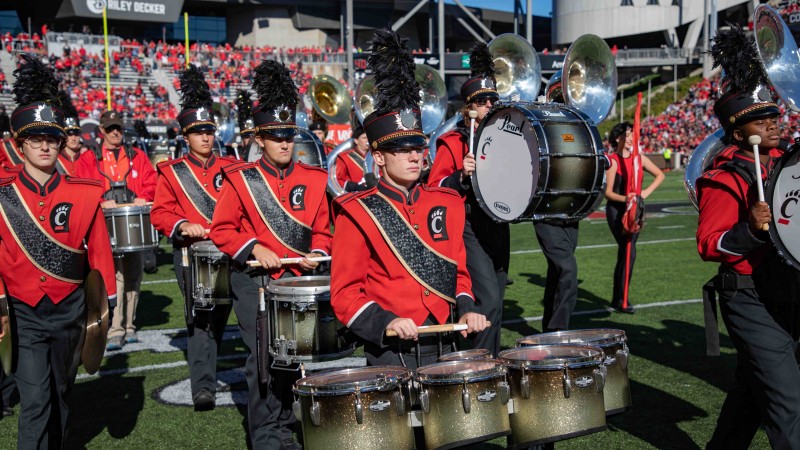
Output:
[498,381,510,405]
[520,372,531,400]
[292,399,302,422]
[618,346,629,370]
[461,381,471,414]
[354,391,364,424]
[310,397,321,426]
[419,389,430,414]
[393,390,406,416]
[562,368,572,399]
[594,366,607,393]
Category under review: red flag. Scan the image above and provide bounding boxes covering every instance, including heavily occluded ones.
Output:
[630,92,643,196]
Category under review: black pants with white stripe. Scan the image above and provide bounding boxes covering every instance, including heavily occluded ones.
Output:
[533,221,579,332]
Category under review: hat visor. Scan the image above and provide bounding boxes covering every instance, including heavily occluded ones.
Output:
[736,105,781,126]
[17,125,66,139]
[375,134,428,150]
[185,123,217,134]
[262,128,298,139]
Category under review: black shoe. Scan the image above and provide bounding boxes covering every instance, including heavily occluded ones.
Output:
[506,278,514,286]
[1,407,12,417]
[192,389,215,411]
[611,302,635,314]
[281,437,302,450]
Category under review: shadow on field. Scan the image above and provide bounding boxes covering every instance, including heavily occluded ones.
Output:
[66,357,145,447]
[136,290,172,328]
[520,273,611,311]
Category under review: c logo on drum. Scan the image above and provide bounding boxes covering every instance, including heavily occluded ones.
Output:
[428,206,448,241]
[290,185,306,211]
[480,137,493,160]
[50,202,73,233]
[779,190,800,225]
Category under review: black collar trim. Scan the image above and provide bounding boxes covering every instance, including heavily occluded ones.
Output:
[19,169,60,196]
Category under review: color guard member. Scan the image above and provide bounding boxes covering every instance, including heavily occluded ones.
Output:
[151,66,238,411]
[210,60,331,450]
[331,29,487,369]
[0,54,116,449]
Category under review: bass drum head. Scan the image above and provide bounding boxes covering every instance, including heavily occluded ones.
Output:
[293,129,328,169]
[767,147,800,270]
[472,105,540,222]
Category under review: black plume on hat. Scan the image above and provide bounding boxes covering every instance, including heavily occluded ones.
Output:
[235,89,253,129]
[368,28,420,115]
[469,42,496,78]
[710,24,767,94]
[12,54,59,107]
[253,60,298,108]
[178,65,213,110]
[57,90,78,119]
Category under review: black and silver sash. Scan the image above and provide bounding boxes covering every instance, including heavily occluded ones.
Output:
[240,167,311,255]
[348,152,366,175]
[0,184,85,283]
[172,161,216,222]
[2,141,22,166]
[358,194,456,302]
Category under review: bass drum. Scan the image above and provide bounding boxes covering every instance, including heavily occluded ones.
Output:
[472,102,606,222]
[293,129,328,169]
[767,146,800,270]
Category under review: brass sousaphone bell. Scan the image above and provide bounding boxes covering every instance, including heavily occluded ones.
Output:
[310,74,353,125]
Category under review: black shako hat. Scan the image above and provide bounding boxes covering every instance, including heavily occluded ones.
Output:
[235,89,255,137]
[252,60,298,139]
[710,24,779,131]
[460,42,499,104]
[363,28,426,150]
[58,90,81,133]
[177,65,216,134]
[10,54,65,139]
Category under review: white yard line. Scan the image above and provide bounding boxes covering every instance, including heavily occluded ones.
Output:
[510,237,695,255]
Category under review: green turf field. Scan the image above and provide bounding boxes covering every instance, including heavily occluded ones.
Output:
[0,171,772,449]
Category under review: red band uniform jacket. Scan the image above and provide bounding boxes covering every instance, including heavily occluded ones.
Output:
[56,152,81,177]
[330,180,476,345]
[0,138,24,171]
[429,129,471,196]
[696,146,783,275]
[151,153,238,245]
[0,170,117,306]
[210,158,332,278]
[335,149,367,191]
[75,145,158,201]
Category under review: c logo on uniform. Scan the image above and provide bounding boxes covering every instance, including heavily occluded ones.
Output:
[290,185,306,211]
[50,202,73,233]
[427,206,448,241]
[213,173,223,192]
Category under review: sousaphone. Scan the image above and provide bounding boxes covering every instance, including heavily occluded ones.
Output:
[310,74,352,124]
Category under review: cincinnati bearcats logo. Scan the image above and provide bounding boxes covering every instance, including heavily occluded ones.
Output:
[213,173,223,192]
[779,190,800,225]
[290,185,306,211]
[428,206,448,241]
[50,202,73,232]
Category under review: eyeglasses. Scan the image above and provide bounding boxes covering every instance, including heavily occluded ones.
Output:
[386,148,424,160]
[475,98,495,107]
[24,136,63,149]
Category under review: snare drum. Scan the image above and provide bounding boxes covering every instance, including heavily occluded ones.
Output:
[293,366,414,450]
[472,102,606,222]
[416,360,511,450]
[438,348,493,362]
[104,205,159,253]
[190,241,231,310]
[267,276,355,364]
[499,345,606,448]
[517,329,630,415]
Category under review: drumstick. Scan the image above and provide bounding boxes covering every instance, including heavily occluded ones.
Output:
[181,228,211,236]
[748,135,769,231]
[385,321,492,337]
[232,142,240,160]
[468,110,478,155]
[246,256,332,267]
[106,201,155,208]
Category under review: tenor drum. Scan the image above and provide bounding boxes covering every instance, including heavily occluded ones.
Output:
[416,360,511,450]
[190,241,231,310]
[767,147,800,270]
[293,366,414,450]
[516,329,631,415]
[104,205,159,253]
[499,345,606,448]
[472,102,606,222]
[267,276,355,364]
[438,348,493,362]
[148,150,171,168]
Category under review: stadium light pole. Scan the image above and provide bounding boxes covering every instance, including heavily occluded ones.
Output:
[347,0,354,89]
[702,0,710,79]
[439,0,445,77]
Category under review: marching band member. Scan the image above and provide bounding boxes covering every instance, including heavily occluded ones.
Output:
[151,66,238,411]
[0,54,116,449]
[334,118,374,192]
[76,110,158,350]
[210,59,331,450]
[330,29,487,369]
[235,89,256,159]
[56,90,82,176]
[428,43,507,355]
[698,26,800,448]
[308,120,334,155]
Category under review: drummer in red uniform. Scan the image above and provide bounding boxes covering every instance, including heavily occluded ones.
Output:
[330,29,487,369]
[152,66,238,411]
[76,110,158,350]
[56,90,82,176]
[334,118,374,192]
[210,59,331,450]
[698,26,800,448]
[0,54,116,449]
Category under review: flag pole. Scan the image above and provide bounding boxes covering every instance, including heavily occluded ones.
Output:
[184,12,190,68]
[103,7,111,110]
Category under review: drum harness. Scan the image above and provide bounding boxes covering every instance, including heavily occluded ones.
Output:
[702,160,758,357]
[94,141,136,204]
